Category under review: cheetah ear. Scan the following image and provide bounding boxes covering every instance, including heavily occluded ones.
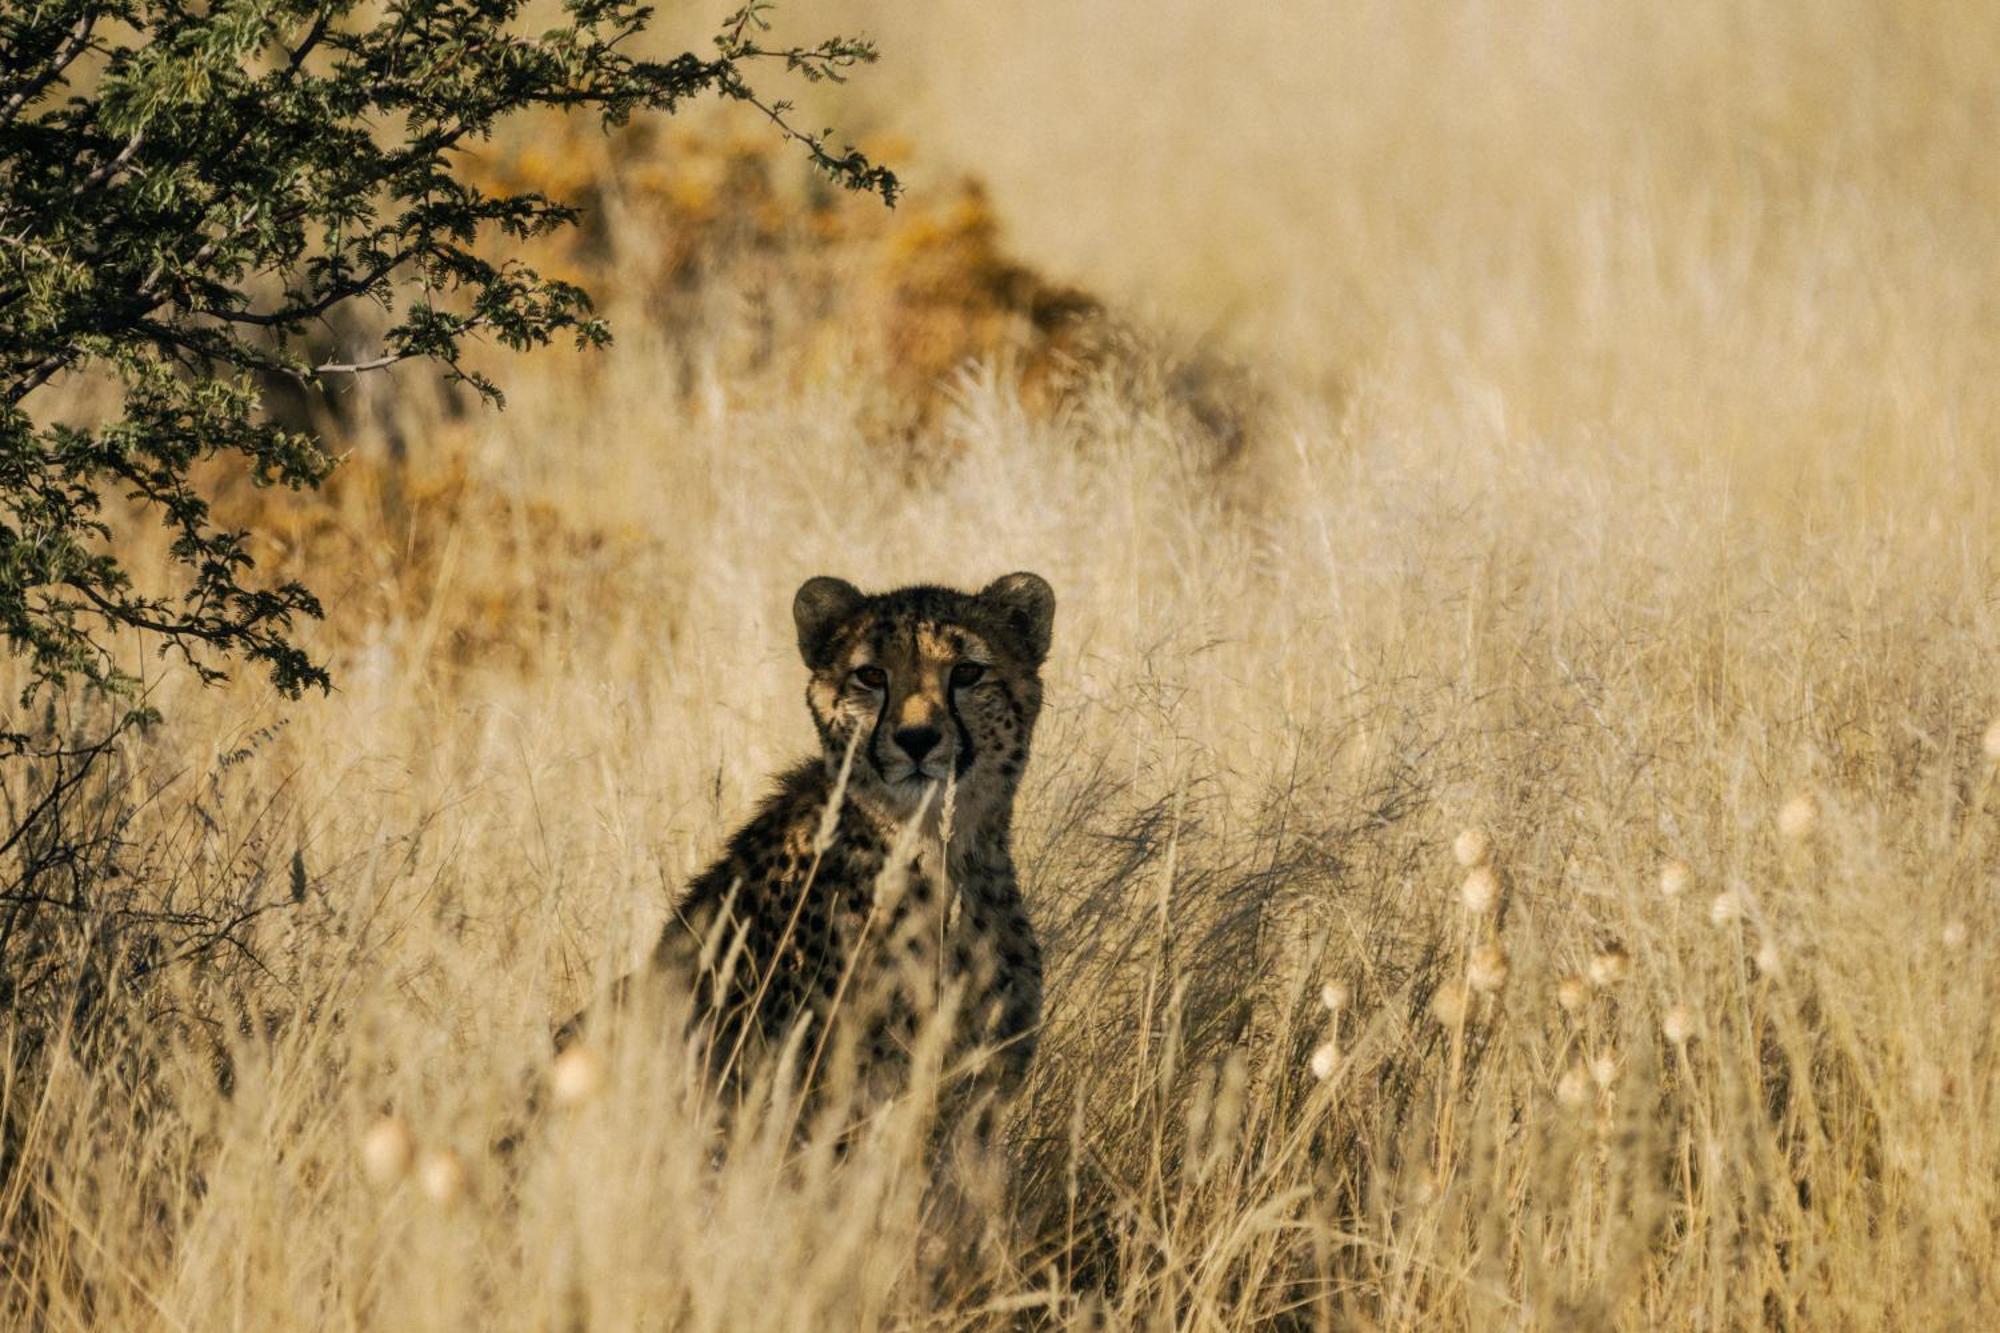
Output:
[978,571,1055,667]
[794,576,866,670]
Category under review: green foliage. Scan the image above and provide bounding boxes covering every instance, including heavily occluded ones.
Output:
[0,0,895,736]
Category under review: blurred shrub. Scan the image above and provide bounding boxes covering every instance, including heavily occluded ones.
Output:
[219,111,1263,673]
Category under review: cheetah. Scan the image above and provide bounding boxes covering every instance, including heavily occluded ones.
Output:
[565,572,1054,1120]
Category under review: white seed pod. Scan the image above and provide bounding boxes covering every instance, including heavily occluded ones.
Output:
[1467,942,1510,995]
[1556,1065,1591,1109]
[550,1045,604,1108]
[1555,974,1591,1015]
[1589,1053,1618,1090]
[1658,859,1692,899]
[1460,865,1501,915]
[360,1116,414,1189]
[1320,981,1351,1013]
[1587,947,1631,988]
[1662,1005,1697,1046]
[417,1148,466,1206]
[1452,828,1492,868]
[1708,891,1743,926]
[1777,793,1818,841]
[1309,1040,1340,1082]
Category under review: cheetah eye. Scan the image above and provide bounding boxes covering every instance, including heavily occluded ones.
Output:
[950,662,986,689]
[852,665,888,690]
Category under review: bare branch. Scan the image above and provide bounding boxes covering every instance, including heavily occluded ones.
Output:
[311,315,493,378]
[70,129,147,197]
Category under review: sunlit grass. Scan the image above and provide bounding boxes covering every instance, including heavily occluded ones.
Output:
[5,0,2000,1327]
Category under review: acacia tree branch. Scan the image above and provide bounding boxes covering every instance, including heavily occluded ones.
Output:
[197,252,405,329]
[70,129,147,197]
[716,73,899,205]
[63,578,293,652]
[0,5,102,132]
[310,322,490,378]
[6,349,79,405]
[0,0,896,703]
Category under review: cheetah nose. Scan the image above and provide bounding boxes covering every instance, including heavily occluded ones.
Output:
[893,726,942,765]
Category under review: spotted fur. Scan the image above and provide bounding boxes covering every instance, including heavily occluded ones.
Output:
[570,573,1053,1113]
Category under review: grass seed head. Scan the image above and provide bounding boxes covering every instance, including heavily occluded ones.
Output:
[1587,946,1631,988]
[360,1116,414,1188]
[551,1045,604,1108]
[1453,827,1492,868]
[1320,980,1350,1012]
[1708,890,1743,926]
[1590,1053,1618,1089]
[1309,1040,1340,1081]
[1777,793,1819,840]
[1663,1005,1697,1046]
[1460,865,1500,914]
[1659,858,1692,898]
[1556,974,1591,1014]
[1556,1064,1591,1109]
[1468,941,1510,994]
[418,1148,466,1205]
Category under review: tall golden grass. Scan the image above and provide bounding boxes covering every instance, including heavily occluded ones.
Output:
[6,0,2000,1326]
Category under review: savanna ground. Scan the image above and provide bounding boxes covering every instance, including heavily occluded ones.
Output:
[7,1,2000,1327]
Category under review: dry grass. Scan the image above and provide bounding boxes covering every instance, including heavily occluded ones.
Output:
[6,0,2000,1327]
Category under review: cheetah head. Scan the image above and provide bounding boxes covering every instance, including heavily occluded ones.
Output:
[793,572,1055,827]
